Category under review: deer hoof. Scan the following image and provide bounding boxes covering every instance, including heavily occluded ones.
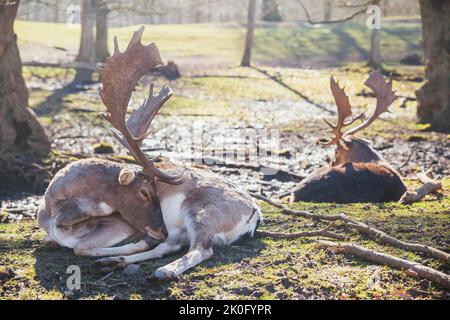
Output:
[91,256,126,270]
[43,236,61,249]
[147,268,177,283]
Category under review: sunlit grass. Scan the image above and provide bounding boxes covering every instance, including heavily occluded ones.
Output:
[16,20,421,67]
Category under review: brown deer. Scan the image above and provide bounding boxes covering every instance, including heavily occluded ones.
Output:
[285,71,407,203]
[38,27,261,280]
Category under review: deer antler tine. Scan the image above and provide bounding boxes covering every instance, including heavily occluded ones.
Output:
[319,75,353,147]
[127,26,145,50]
[99,27,182,184]
[113,36,120,56]
[149,83,154,97]
[344,71,397,137]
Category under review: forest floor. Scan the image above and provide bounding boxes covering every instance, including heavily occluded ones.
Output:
[0,21,449,300]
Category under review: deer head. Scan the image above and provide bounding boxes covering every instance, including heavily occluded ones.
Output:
[319,71,397,166]
[97,26,182,240]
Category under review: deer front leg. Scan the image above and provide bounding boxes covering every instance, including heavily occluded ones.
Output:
[91,227,188,270]
[73,215,143,257]
[149,244,213,282]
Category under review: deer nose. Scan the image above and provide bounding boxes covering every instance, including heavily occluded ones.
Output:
[145,226,166,241]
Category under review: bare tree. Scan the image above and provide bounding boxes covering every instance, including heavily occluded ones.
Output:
[323,0,332,21]
[367,28,382,69]
[416,0,450,132]
[297,0,382,69]
[93,0,182,63]
[0,0,51,189]
[95,0,110,62]
[241,0,256,67]
[74,0,95,83]
[262,0,282,22]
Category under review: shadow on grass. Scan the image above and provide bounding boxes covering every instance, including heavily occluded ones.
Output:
[32,237,266,299]
[32,67,97,117]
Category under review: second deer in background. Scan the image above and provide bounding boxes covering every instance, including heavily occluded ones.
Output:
[284,71,407,203]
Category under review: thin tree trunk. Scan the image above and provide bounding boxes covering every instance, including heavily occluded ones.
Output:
[262,0,282,22]
[53,0,59,22]
[367,28,382,69]
[0,0,50,156]
[0,0,51,193]
[75,0,95,84]
[324,0,332,21]
[95,0,110,63]
[416,0,450,132]
[241,0,256,67]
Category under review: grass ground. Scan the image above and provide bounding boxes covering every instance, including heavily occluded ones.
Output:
[1,21,449,300]
[16,19,421,67]
[1,190,448,299]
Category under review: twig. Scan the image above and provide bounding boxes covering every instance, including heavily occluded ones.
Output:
[399,172,443,204]
[338,217,450,264]
[398,146,415,170]
[100,272,114,281]
[85,280,129,289]
[188,156,304,180]
[250,193,450,264]
[297,0,380,25]
[258,224,347,241]
[318,240,450,290]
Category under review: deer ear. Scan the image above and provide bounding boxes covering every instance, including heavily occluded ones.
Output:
[118,168,135,185]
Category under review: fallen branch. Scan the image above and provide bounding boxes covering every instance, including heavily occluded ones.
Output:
[258,224,346,241]
[341,219,450,265]
[318,240,450,290]
[188,156,305,180]
[399,172,443,204]
[250,193,450,264]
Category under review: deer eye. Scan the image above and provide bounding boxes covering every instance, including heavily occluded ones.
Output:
[137,172,151,182]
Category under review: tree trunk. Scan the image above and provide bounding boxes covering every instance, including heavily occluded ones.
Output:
[95,0,110,63]
[0,0,51,193]
[367,28,382,69]
[75,0,95,84]
[262,0,282,22]
[324,0,332,21]
[53,0,59,22]
[241,0,256,67]
[416,0,450,132]
[0,1,50,157]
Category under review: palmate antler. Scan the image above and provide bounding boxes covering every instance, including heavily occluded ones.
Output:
[320,71,396,148]
[98,26,181,183]
[343,71,396,137]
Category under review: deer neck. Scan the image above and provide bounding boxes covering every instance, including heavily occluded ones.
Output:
[154,176,191,234]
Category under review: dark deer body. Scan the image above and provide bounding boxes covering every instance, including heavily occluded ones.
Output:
[288,71,407,203]
[291,162,406,203]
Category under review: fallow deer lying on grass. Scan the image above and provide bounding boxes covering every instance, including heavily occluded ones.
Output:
[285,71,407,203]
[38,27,261,281]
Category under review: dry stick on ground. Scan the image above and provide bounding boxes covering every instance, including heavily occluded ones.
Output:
[187,156,305,181]
[399,172,443,204]
[250,193,450,264]
[318,241,450,291]
[258,224,347,241]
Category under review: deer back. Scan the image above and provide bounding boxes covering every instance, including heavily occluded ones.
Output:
[291,162,407,203]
